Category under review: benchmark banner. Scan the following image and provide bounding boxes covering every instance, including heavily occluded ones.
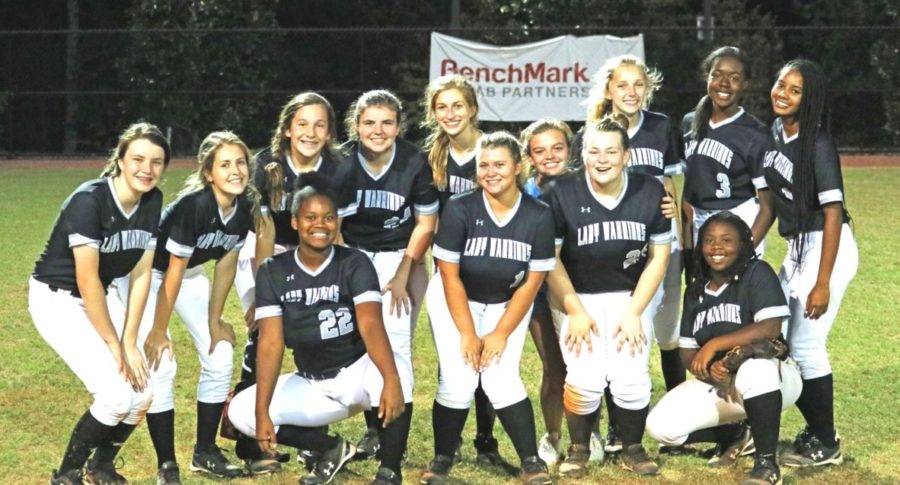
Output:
[429,32,644,122]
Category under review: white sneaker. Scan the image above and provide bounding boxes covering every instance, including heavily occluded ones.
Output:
[537,433,562,466]
[589,431,605,463]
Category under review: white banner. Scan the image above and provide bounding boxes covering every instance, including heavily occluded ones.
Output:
[429,32,644,122]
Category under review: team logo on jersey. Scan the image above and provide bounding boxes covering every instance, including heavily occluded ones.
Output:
[629,148,664,170]
[692,302,742,334]
[685,138,734,168]
[577,221,646,246]
[764,150,793,182]
[286,274,295,282]
[100,229,152,253]
[357,189,406,212]
[463,236,531,262]
[581,206,591,213]
[475,219,484,226]
[383,207,412,230]
[196,230,241,251]
[623,243,648,269]
[509,270,525,288]
[449,175,476,194]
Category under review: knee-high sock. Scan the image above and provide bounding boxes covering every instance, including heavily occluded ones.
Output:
[276,425,338,452]
[611,405,649,448]
[473,382,496,439]
[196,401,225,450]
[377,403,413,475]
[495,398,538,461]
[432,401,468,457]
[795,374,836,447]
[744,390,782,459]
[92,422,137,465]
[147,410,176,467]
[59,410,115,473]
[660,349,687,391]
[566,408,599,446]
[363,409,378,431]
[684,423,743,446]
[603,386,615,432]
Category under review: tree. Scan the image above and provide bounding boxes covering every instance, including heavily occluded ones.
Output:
[116,0,280,151]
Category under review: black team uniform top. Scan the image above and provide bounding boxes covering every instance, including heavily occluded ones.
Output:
[255,246,382,375]
[152,185,253,272]
[254,148,339,247]
[542,170,672,294]
[682,109,772,211]
[764,118,850,239]
[333,139,440,251]
[679,259,789,350]
[33,178,162,296]
[432,189,556,304]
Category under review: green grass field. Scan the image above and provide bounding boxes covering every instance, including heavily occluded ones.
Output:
[1,166,897,484]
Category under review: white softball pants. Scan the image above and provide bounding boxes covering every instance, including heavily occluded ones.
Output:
[650,220,683,350]
[781,224,858,380]
[554,292,653,413]
[29,277,153,426]
[693,197,766,257]
[233,232,296,313]
[116,266,234,411]
[647,358,802,446]
[426,274,532,410]
[227,353,414,437]
[355,248,428,384]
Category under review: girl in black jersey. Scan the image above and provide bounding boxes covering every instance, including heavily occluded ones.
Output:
[576,54,686,454]
[422,74,508,468]
[31,123,169,485]
[682,46,774,260]
[227,174,411,485]
[519,118,572,466]
[117,131,258,482]
[544,117,671,478]
[647,212,801,485]
[230,93,342,469]
[421,132,554,485]
[761,60,858,468]
[333,90,439,456]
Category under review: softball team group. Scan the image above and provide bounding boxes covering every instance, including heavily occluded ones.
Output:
[32,45,858,485]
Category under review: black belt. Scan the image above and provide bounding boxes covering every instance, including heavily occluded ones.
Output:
[296,368,341,381]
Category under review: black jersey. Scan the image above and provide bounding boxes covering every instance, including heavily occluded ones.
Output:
[764,119,850,239]
[628,110,685,179]
[682,109,772,210]
[680,259,789,350]
[543,171,671,294]
[254,148,339,247]
[433,189,555,304]
[437,149,478,212]
[33,178,162,296]
[152,186,253,272]
[255,246,381,375]
[334,139,440,251]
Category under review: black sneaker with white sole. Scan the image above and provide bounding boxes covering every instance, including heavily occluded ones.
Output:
[156,461,181,485]
[355,428,380,460]
[190,444,246,478]
[371,466,403,485]
[707,424,755,468]
[740,456,782,485]
[781,435,843,467]
[85,456,128,484]
[621,444,660,476]
[299,436,356,485]
[604,424,622,453]
[51,469,83,485]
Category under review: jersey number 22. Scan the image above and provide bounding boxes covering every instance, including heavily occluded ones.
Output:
[319,308,353,340]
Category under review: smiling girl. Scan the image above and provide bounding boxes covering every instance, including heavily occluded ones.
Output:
[31,122,169,484]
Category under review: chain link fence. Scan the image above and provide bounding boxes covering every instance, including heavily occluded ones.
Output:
[1,25,897,156]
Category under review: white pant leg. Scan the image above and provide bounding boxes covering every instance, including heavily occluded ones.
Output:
[29,278,153,426]
[650,245,683,351]
[558,293,610,415]
[234,232,257,313]
[114,272,178,413]
[602,292,653,410]
[174,266,234,404]
[693,198,765,257]
[428,275,480,409]
[362,352,415,406]
[782,224,858,380]
[477,300,532,410]
[367,250,415,384]
[647,358,802,446]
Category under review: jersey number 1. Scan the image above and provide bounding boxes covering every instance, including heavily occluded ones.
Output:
[318,308,353,340]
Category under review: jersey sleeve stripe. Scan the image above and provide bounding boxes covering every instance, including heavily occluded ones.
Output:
[147,238,157,251]
[414,200,440,216]
[431,244,460,263]
[529,258,556,272]
[69,233,100,248]
[232,240,245,252]
[165,239,195,258]
[554,237,564,247]
[678,337,700,349]
[752,176,768,190]
[260,206,270,216]
[338,203,358,218]
[754,305,790,323]
[353,291,382,305]
[664,161,685,176]
[256,305,283,319]
[650,230,673,244]
[818,189,843,205]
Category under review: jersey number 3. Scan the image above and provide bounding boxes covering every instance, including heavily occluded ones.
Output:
[715,173,732,199]
[318,308,353,340]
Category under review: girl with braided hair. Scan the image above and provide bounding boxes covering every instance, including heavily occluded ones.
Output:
[761,59,858,468]
[647,211,801,485]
